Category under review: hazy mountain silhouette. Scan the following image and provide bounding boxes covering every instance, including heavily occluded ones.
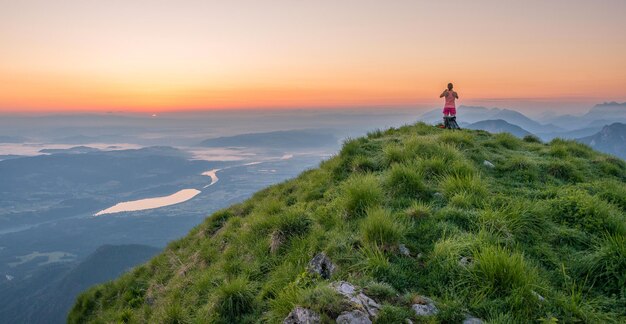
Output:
[584,102,626,118]
[419,106,553,133]
[39,146,101,154]
[540,102,626,130]
[200,129,338,149]
[0,135,28,143]
[577,123,626,159]
[537,126,603,141]
[0,244,159,324]
[465,119,531,138]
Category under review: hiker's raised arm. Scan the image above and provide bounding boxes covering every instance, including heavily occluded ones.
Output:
[440,90,448,98]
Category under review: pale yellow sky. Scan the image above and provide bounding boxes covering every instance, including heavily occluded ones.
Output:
[1,0,625,111]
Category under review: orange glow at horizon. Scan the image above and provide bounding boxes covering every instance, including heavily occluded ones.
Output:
[1,1,625,112]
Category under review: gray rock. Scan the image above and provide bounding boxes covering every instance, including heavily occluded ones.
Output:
[399,244,411,256]
[283,307,321,324]
[411,296,438,316]
[532,290,545,302]
[307,252,336,279]
[331,281,381,317]
[483,160,495,168]
[405,319,414,324]
[462,316,483,324]
[336,310,372,324]
[458,256,473,267]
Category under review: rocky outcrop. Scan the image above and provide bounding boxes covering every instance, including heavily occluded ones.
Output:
[336,310,372,324]
[483,160,495,168]
[398,244,411,256]
[411,296,438,316]
[283,307,321,324]
[462,316,484,324]
[331,281,381,317]
[307,253,336,279]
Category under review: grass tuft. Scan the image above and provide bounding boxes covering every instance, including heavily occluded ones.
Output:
[440,174,488,207]
[580,234,626,295]
[494,132,521,149]
[361,208,405,248]
[385,163,428,199]
[546,160,581,182]
[523,134,542,143]
[341,174,383,218]
[213,277,256,322]
[405,201,432,219]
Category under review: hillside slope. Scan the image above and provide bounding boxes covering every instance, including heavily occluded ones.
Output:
[70,123,626,323]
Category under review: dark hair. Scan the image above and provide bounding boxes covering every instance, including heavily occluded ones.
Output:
[447,83,453,90]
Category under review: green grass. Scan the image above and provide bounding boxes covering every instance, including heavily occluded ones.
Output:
[212,277,256,322]
[361,208,406,248]
[385,162,428,199]
[341,173,383,218]
[580,234,626,295]
[69,123,626,323]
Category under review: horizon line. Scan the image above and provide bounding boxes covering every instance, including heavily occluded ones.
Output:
[1,97,624,115]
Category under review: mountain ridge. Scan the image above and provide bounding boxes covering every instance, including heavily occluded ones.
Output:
[70,123,626,323]
[465,119,532,138]
[577,122,626,159]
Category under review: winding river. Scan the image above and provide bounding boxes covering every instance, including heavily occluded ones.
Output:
[94,189,202,216]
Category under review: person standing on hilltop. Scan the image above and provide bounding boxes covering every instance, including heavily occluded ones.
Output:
[439,83,460,129]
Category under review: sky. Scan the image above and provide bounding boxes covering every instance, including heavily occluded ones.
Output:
[1,0,625,113]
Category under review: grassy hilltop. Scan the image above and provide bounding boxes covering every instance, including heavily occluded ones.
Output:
[70,123,626,323]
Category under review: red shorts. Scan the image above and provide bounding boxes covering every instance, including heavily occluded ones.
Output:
[443,107,456,116]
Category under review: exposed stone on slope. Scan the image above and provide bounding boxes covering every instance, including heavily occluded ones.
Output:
[398,244,411,256]
[532,290,545,302]
[331,281,381,317]
[458,256,473,267]
[336,310,372,324]
[283,307,321,324]
[483,160,495,168]
[411,296,438,316]
[307,253,336,279]
[462,315,484,324]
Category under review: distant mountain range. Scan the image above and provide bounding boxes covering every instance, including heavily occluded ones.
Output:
[39,146,101,154]
[0,135,28,143]
[420,103,626,159]
[199,129,338,150]
[541,102,626,131]
[420,106,557,133]
[0,244,160,324]
[465,119,531,138]
[585,102,626,118]
[577,123,626,159]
